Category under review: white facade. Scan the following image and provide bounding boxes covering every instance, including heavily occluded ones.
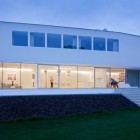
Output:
[0,21,140,95]
[0,21,140,68]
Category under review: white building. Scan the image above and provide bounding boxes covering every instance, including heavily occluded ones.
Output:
[0,21,140,95]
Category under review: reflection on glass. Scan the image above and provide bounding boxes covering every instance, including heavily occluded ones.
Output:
[39,65,58,88]
[78,67,94,88]
[94,37,105,51]
[12,31,28,46]
[47,33,61,48]
[21,63,37,88]
[63,35,77,49]
[107,39,119,52]
[60,66,77,88]
[111,69,125,83]
[30,32,45,47]
[2,63,20,89]
[95,68,110,88]
[79,36,91,50]
[0,63,2,88]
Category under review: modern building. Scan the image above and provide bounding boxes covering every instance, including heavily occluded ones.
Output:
[0,21,140,95]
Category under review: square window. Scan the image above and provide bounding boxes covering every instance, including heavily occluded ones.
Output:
[63,35,77,49]
[47,33,61,48]
[30,32,45,47]
[107,39,119,52]
[94,37,105,51]
[79,36,91,50]
[12,31,28,46]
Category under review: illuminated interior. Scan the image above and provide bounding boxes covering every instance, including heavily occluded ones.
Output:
[0,62,125,89]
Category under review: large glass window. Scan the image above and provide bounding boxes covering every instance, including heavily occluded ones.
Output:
[60,66,77,88]
[107,39,119,52]
[2,63,21,89]
[63,35,77,49]
[21,64,37,88]
[78,67,94,88]
[0,63,2,88]
[39,65,58,88]
[94,37,105,51]
[111,69,125,83]
[95,68,110,88]
[30,32,45,47]
[47,33,61,48]
[12,31,28,46]
[79,36,91,50]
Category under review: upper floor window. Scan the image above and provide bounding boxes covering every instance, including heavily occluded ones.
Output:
[12,31,28,46]
[79,36,91,50]
[63,35,77,49]
[93,37,105,51]
[107,39,119,52]
[30,32,45,47]
[47,33,61,48]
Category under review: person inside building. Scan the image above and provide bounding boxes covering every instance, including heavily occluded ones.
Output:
[50,76,54,88]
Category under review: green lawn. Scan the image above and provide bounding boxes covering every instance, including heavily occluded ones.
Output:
[0,109,140,140]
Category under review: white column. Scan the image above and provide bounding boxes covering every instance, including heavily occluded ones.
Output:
[28,32,30,47]
[61,34,63,48]
[105,38,107,51]
[77,35,79,50]
[58,65,60,88]
[37,64,40,88]
[94,67,96,88]
[91,36,94,50]
[45,33,47,48]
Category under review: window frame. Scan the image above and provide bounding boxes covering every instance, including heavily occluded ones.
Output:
[63,35,77,49]
[93,37,106,51]
[30,32,45,47]
[107,38,119,52]
[79,36,92,50]
[12,31,28,46]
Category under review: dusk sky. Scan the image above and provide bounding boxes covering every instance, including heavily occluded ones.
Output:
[0,0,140,35]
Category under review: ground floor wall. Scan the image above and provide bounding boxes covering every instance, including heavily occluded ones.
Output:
[0,94,138,121]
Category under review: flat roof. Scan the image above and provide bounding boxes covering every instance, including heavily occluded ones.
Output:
[0,20,140,38]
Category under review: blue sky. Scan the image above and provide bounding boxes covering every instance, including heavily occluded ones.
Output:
[0,0,140,35]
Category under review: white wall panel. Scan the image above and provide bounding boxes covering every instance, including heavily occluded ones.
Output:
[0,21,140,69]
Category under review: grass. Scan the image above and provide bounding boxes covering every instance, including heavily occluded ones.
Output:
[0,109,140,140]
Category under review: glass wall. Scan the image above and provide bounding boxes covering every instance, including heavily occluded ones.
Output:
[93,37,105,51]
[21,63,37,88]
[79,36,91,50]
[111,69,125,83]
[47,33,61,48]
[60,66,77,88]
[63,35,77,49]
[78,67,94,88]
[12,31,28,46]
[0,62,126,89]
[95,68,110,88]
[30,32,45,47]
[107,39,119,52]
[0,63,2,88]
[2,63,21,88]
[39,65,58,88]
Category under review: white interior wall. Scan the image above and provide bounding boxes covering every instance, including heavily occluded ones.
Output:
[95,69,107,88]
[3,70,20,86]
[21,71,36,88]
[78,72,94,88]
[60,71,77,88]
